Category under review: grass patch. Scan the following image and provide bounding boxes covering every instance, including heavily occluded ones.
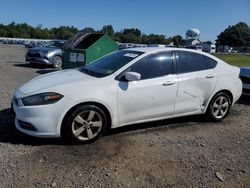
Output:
[214,54,250,67]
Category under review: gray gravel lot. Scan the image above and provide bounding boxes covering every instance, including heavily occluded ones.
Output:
[0,44,249,188]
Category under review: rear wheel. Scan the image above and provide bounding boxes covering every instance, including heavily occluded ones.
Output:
[53,56,62,69]
[206,92,231,121]
[61,105,107,144]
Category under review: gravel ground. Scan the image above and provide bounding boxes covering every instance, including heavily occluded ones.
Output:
[0,45,249,188]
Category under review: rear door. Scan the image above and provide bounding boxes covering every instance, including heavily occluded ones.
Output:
[174,51,218,114]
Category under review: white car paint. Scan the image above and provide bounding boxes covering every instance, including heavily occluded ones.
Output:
[13,48,242,138]
[174,66,218,114]
[117,74,178,125]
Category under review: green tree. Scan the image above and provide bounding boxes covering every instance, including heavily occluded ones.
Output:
[120,33,141,43]
[100,25,114,36]
[81,27,96,34]
[216,22,250,47]
[112,31,122,41]
[204,40,213,45]
[123,28,141,37]
[0,24,8,37]
[120,28,142,43]
[51,26,78,39]
[142,34,171,45]
[172,35,183,46]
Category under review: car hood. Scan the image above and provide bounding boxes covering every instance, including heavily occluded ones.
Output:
[29,47,59,52]
[18,69,94,95]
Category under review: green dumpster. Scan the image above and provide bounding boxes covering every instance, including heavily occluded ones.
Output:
[62,32,119,69]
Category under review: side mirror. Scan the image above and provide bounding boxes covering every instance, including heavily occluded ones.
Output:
[125,72,141,81]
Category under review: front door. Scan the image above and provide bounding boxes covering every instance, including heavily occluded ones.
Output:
[117,51,178,125]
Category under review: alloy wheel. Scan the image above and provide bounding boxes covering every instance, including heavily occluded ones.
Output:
[212,96,229,119]
[71,110,103,141]
[53,56,62,68]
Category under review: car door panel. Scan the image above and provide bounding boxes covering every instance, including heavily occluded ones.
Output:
[175,70,217,114]
[116,51,178,125]
[117,75,178,124]
[174,51,218,114]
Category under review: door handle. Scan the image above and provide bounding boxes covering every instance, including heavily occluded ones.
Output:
[206,74,215,79]
[163,81,175,86]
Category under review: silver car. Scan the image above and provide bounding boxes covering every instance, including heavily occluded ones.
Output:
[25,40,65,68]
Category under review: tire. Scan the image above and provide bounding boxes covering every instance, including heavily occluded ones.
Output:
[53,56,62,69]
[61,105,107,144]
[206,92,232,121]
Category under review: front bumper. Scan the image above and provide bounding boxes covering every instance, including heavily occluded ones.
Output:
[13,90,75,138]
[26,55,53,65]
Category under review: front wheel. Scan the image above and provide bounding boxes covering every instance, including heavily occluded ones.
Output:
[61,105,107,144]
[53,56,62,69]
[206,92,232,121]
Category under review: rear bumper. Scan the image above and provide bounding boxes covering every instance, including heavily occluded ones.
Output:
[231,78,243,104]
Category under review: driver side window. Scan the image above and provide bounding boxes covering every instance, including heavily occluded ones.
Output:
[129,52,173,80]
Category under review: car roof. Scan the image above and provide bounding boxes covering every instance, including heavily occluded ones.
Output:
[124,47,174,53]
[124,47,222,62]
[124,47,201,53]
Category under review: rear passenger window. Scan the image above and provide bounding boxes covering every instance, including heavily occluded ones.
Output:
[205,57,217,69]
[176,51,206,73]
[128,52,173,80]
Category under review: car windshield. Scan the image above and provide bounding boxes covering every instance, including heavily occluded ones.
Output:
[79,50,144,78]
[43,41,64,48]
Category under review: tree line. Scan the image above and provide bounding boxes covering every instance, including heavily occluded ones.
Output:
[0,22,249,47]
[0,22,184,46]
[216,22,250,47]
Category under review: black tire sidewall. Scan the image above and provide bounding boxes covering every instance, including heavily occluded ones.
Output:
[61,105,107,144]
[208,92,231,121]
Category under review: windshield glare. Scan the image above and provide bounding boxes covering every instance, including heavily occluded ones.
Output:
[79,50,144,77]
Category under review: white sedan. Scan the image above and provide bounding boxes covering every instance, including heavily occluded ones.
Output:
[12,48,242,143]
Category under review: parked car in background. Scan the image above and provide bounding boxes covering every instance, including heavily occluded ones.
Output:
[202,44,216,53]
[186,45,203,51]
[230,50,238,54]
[240,67,250,95]
[24,41,36,48]
[13,48,242,143]
[119,43,134,49]
[25,40,65,68]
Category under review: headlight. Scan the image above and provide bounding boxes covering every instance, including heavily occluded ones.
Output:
[41,50,52,56]
[22,92,63,106]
